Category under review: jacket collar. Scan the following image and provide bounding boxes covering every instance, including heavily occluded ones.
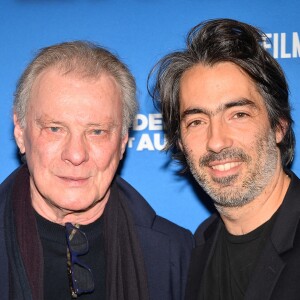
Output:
[114,176,156,228]
[270,170,300,254]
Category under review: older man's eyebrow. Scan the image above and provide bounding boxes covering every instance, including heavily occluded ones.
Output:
[35,117,64,126]
[180,98,258,120]
[86,121,116,127]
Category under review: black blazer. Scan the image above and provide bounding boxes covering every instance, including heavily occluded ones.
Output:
[0,166,194,300]
[185,171,300,300]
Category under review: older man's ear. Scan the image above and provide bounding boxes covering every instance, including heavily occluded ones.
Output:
[119,132,128,160]
[13,113,26,154]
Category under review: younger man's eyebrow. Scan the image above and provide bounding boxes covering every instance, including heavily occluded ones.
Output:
[181,98,258,120]
[181,107,210,120]
[223,98,257,110]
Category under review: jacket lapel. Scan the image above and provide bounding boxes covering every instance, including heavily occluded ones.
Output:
[245,171,300,299]
[244,241,285,300]
[185,216,221,300]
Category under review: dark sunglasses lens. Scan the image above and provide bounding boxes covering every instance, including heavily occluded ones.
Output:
[73,263,94,292]
[67,227,88,253]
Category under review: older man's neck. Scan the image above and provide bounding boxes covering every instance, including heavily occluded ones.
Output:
[31,194,110,226]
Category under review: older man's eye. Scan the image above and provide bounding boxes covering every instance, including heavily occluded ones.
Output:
[49,127,60,132]
[92,129,103,135]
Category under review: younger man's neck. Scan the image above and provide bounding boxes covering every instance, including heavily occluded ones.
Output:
[218,168,290,236]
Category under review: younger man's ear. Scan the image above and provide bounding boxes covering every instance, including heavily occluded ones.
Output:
[275,119,288,144]
[13,113,26,154]
[178,138,183,151]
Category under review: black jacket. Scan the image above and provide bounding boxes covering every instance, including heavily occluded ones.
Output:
[0,166,194,300]
[185,171,300,300]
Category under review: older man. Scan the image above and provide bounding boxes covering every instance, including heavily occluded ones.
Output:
[150,19,300,299]
[0,41,193,300]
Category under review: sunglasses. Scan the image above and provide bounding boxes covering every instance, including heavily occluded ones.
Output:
[65,223,95,298]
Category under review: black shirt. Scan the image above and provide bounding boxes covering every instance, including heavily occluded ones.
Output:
[35,212,106,299]
[200,213,277,300]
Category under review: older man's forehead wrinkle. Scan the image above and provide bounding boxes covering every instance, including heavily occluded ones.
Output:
[34,112,120,128]
[34,116,65,126]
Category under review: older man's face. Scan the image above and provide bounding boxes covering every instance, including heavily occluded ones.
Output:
[14,68,127,220]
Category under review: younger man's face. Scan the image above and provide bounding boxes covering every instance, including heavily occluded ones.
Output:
[179,62,284,208]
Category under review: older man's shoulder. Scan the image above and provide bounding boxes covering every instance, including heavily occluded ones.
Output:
[115,175,194,246]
